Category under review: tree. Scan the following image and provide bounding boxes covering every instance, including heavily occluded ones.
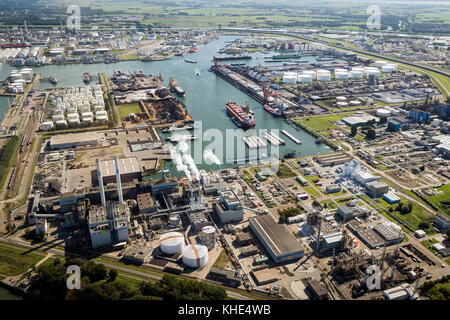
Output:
[446,229,450,239]
[419,221,430,230]
[108,269,118,282]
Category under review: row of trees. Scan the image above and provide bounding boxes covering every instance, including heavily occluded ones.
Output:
[34,258,227,300]
[419,275,450,300]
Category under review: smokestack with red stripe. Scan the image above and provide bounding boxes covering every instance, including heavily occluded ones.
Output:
[114,157,124,203]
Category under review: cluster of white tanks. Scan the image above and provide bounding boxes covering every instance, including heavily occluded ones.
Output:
[45,85,107,129]
[284,69,333,84]
[282,72,298,84]
[374,60,398,73]
[159,231,209,268]
[376,107,400,117]
[0,47,39,60]
[6,68,33,93]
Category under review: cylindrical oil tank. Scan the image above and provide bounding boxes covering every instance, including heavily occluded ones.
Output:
[335,71,348,80]
[374,60,388,67]
[182,244,208,268]
[349,100,361,106]
[376,108,391,117]
[200,226,216,250]
[381,64,396,73]
[298,74,312,83]
[160,232,185,255]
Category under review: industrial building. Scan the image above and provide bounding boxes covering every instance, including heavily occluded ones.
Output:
[89,157,130,249]
[347,220,385,249]
[366,181,389,198]
[337,205,354,221]
[433,212,450,232]
[306,279,328,300]
[249,214,304,263]
[137,193,158,214]
[214,190,244,224]
[97,157,141,184]
[49,132,99,150]
[373,224,403,246]
[122,244,153,264]
[208,267,241,287]
[382,284,419,300]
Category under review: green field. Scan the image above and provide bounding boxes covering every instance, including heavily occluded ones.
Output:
[0,245,44,276]
[212,249,229,270]
[117,103,143,120]
[298,113,353,137]
[425,184,450,216]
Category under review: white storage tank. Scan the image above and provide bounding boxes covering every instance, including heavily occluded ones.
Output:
[336,101,348,107]
[96,115,108,122]
[52,114,65,121]
[56,120,68,127]
[182,244,208,268]
[298,74,312,83]
[160,232,185,255]
[349,71,363,79]
[335,71,348,80]
[42,121,53,130]
[376,108,391,117]
[68,118,80,125]
[317,70,331,81]
[66,113,79,120]
[82,117,93,123]
[336,96,347,102]
[349,100,361,106]
[382,64,396,73]
[374,60,388,67]
[95,110,107,117]
[282,74,297,84]
[81,111,93,118]
[200,226,216,250]
[303,70,317,80]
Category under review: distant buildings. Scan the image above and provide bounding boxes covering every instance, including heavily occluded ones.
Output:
[366,181,389,198]
[337,205,354,221]
[409,109,430,123]
[433,212,450,233]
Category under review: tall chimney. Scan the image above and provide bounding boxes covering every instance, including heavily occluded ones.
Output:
[114,157,124,203]
[96,159,106,206]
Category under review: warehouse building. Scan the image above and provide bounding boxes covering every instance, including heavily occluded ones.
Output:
[373,224,403,246]
[49,132,99,150]
[337,205,354,221]
[306,279,328,300]
[208,267,241,287]
[347,220,385,249]
[249,214,304,263]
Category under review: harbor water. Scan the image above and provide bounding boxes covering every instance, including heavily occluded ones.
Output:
[0,36,332,176]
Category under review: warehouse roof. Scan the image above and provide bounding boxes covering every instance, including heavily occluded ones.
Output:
[50,132,99,145]
[99,157,140,176]
[249,214,304,258]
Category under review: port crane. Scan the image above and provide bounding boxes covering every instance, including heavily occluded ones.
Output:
[261,81,281,104]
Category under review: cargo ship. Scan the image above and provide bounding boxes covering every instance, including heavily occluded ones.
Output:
[83,72,92,83]
[226,101,255,130]
[263,103,282,117]
[169,77,185,97]
[270,54,302,60]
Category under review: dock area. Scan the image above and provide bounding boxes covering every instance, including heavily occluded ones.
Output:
[281,130,302,144]
[264,131,285,146]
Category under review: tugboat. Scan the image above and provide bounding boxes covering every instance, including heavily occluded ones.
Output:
[83,72,92,83]
[284,149,296,159]
[315,138,323,144]
[263,103,282,117]
[49,76,58,84]
[196,71,200,76]
[189,47,199,53]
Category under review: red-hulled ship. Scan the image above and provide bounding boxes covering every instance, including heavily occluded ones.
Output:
[263,103,282,117]
[226,101,255,130]
[189,47,198,53]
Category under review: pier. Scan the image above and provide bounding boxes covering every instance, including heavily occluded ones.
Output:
[281,130,302,144]
[243,136,267,149]
[267,131,286,145]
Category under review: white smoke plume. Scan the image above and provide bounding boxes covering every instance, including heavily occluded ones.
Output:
[203,149,221,165]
